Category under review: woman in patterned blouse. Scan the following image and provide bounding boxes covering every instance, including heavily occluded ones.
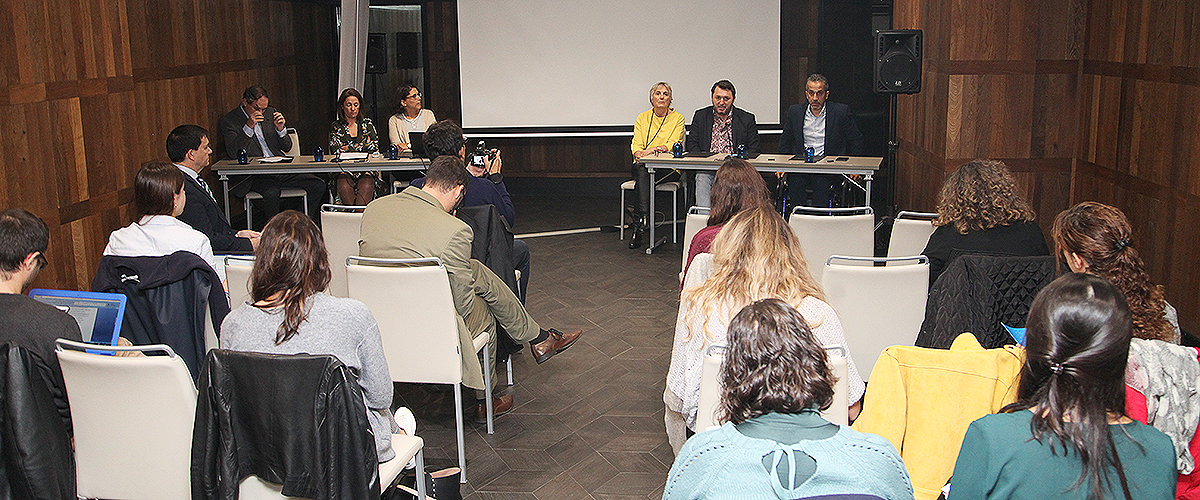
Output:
[329,87,379,205]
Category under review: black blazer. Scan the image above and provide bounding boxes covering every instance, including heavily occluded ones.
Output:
[778,101,865,155]
[218,106,293,159]
[176,170,253,253]
[685,106,761,156]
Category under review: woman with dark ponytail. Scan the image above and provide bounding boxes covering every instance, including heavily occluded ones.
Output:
[948,273,1175,499]
[1052,201,1178,343]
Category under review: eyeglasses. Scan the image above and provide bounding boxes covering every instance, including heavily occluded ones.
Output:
[406,92,421,100]
[34,252,47,270]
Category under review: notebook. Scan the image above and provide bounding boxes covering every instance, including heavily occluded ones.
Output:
[29,289,126,348]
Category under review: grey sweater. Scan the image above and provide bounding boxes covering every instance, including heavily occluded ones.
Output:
[220,293,395,461]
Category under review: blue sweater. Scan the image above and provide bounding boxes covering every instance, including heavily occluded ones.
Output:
[664,414,914,500]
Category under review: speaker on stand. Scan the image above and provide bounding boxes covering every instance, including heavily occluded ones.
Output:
[874,29,922,219]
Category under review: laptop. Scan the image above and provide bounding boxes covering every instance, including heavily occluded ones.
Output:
[29,289,126,351]
[408,131,427,159]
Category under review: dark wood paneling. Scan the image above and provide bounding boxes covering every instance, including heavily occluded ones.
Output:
[0,0,337,291]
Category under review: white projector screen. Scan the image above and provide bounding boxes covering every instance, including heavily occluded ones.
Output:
[458,0,781,129]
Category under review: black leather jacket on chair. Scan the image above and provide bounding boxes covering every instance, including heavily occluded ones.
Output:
[191,349,380,500]
[91,251,230,379]
[0,343,76,500]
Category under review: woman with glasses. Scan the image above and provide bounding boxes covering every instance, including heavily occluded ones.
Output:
[388,84,436,153]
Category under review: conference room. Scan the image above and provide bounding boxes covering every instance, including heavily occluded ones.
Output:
[2,0,1198,499]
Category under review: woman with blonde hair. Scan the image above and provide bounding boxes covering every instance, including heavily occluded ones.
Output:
[921,159,1049,284]
[664,207,864,452]
[1052,201,1179,342]
[627,81,686,249]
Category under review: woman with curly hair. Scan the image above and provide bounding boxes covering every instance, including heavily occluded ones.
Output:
[921,159,1050,285]
[663,298,912,500]
[664,207,864,453]
[1052,201,1179,343]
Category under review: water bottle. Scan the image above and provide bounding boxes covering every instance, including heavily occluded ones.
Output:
[388,144,399,160]
[237,148,248,165]
[313,146,324,162]
[672,142,683,158]
[734,144,746,159]
[805,146,815,163]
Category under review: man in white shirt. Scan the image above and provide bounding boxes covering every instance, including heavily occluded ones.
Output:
[778,74,865,209]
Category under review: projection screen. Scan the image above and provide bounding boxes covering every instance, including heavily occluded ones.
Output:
[458,0,781,130]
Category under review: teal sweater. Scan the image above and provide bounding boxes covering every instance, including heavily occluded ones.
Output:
[663,413,914,500]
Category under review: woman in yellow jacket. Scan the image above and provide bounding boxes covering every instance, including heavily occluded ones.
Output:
[627,82,685,249]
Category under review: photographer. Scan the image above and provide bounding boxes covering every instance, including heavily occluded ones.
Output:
[411,120,530,302]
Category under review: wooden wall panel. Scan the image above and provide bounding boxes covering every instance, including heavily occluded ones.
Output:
[1,0,337,291]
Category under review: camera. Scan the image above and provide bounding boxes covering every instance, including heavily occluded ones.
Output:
[470,140,496,167]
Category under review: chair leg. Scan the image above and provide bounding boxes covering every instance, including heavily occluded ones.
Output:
[507,359,514,386]
[483,343,494,435]
[671,187,678,243]
[454,383,466,483]
[619,185,626,240]
[301,193,309,218]
[244,197,253,231]
[415,449,427,499]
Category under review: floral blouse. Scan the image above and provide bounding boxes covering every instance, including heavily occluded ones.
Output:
[329,118,379,153]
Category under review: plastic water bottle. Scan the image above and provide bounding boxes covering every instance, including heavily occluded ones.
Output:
[388,144,399,160]
[672,142,683,158]
[734,144,746,159]
[805,146,815,163]
[237,149,248,165]
[313,146,324,162]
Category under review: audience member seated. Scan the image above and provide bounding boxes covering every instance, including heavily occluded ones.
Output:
[663,298,912,500]
[0,208,82,433]
[1052,201,1180,343]
[218,85,326,224]
[683,158,773,278]
[388,84,435,152]
[330,87,380,205]
[410,119,530,302]
[665,207,864,453]
[103,160,225,284]
[949,273,1175,500]
[169,124,260,253]
[921,159,1049,285]
[220,210,411,462]
[627,81,686,250]
[359,155,582,423]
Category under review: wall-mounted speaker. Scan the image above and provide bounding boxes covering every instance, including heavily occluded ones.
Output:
[366,32,388,74]
[874,29,922,94]
[395,32,421,70]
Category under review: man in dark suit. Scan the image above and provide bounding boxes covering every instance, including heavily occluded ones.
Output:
[779,73,865,209]
[218,85,325,227]
[168,124,258,253]
[685,80,761,207]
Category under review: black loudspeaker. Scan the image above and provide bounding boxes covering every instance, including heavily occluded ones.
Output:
[874,29,922,94]
[366,33,388,74]
[395,32,420,70]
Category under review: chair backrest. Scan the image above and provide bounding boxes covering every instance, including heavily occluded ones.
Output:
[823,345,849,426]
[887,211,937,258]
[1,342,76,499]
[788,206,875,272]
[320,204,365,297]
[695,344,726,431]
[225,255,256,310]
[56,339,197,500]
[285,128,300,157]
[681,206,711,274]
[822,255,929,381]
[345,256,462,384]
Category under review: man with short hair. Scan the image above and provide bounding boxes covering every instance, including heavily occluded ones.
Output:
[218,85,326,226]
[411,120,530,302]
[168,124,259,252]
[686,80,761,207]
[779,73,865,209]
[360,154,582,421]
[0,208,83,432]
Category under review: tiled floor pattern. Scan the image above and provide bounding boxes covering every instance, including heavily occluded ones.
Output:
[394,195,686,500]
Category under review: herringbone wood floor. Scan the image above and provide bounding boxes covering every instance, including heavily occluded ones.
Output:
[394,195,686,500]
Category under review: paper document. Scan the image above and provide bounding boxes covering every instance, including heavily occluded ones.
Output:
[338,152,369,161]
[258,156,291,163]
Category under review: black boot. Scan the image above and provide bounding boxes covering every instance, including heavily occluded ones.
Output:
[429,467,461,500]
[628,218,646,249]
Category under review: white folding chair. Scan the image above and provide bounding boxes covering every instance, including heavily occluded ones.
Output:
[788,206,875,273]
[346,256,493,484]
[619,179,682,242]
[225,255,255,310]
[695,344,726,432]
[284,127,300,157]
[888,210,937,258]
[823,345,850,426]
[56,339,197,500]
[680,206,710,282]
[822,255,929,381]
[320,204,365,297]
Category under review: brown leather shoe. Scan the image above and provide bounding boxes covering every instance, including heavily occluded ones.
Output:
[530,328,582,364]
[474,394,513,424]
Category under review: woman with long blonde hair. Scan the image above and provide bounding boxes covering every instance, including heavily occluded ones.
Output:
[664,207,864,453]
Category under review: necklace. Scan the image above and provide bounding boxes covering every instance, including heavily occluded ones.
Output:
[645,110,669,148]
